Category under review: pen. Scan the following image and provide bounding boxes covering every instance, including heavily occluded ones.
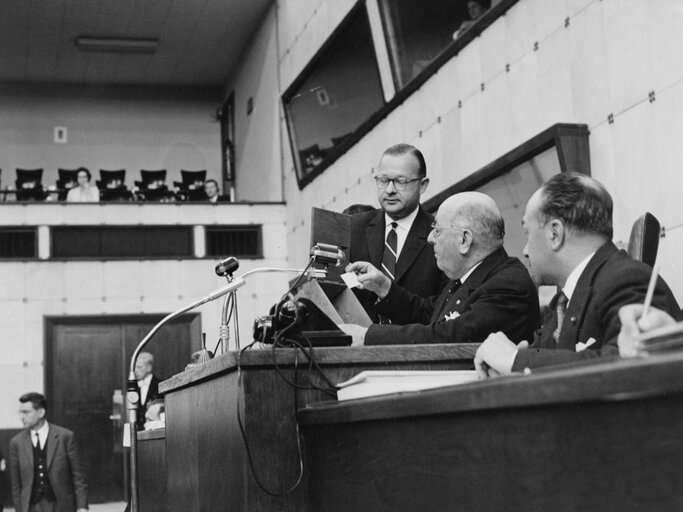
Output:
[641,263,659,321]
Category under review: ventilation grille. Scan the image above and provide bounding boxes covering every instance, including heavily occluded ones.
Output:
[0,228,37,258]
[206,225,262,258]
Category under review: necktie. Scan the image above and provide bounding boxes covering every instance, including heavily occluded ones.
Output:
[381,222,398,280]
[553,291,569,343]
[34,432,41,450]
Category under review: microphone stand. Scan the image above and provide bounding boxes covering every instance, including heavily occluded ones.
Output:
[125,265,327,512]
[126,277,245,512]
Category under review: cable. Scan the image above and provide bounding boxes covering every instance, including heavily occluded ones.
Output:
[236,342,304,496]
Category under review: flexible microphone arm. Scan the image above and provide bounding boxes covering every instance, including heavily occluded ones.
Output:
[126,276,245,512]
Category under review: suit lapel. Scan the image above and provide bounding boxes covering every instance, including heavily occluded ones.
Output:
[394,207,431,283]
[46,427,59,469]
[365,211,385,268]
[557,242,618,348]
[20,430,33,470]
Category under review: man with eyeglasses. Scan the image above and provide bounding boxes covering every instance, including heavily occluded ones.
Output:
[340,191,540,346]
[348,143,447,320]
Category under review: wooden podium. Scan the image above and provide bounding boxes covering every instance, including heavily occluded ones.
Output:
[159,343,478,512]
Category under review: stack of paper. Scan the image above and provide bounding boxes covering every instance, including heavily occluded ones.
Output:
[637,320,683,355]
[336,370,479,401]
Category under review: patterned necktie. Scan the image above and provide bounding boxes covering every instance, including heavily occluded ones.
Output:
[553,291,569,343]
[381,222,398,280]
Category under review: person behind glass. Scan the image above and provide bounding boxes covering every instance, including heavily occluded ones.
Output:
[339,191,540,346]
[66,168,99,203]
[474,172,682,377]
[453,0,490,38]
[134,352,161,431]
[9,392,88,512]
[349,143,448,321]
[204,179,221,203]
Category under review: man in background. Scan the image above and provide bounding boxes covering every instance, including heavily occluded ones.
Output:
[475,172,682,376]
[135,352,161,430]
[340,191,539,346]
[349,143,447,320]
[9,392,88,512]
[204,179,223,203]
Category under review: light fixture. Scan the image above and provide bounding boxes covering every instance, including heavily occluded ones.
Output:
[74,36,159,54]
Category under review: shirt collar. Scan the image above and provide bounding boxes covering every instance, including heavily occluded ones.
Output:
[459,260,482,285]
[31,421,49,438]
[138,373,153,387]
[384,206,419,233]
[562,251,596,303]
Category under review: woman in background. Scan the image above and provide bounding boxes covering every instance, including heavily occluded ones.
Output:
[66,167,100,202]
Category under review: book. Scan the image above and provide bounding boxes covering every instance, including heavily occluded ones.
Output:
[637,320,683,354]
[336,370,479,401]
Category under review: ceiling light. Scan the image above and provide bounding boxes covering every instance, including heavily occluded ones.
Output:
[74,36,159,54]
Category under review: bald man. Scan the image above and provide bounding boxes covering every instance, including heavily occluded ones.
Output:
[340,192,540,346]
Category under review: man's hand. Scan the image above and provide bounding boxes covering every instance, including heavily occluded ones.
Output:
[617,304,676,358]
[345,261,391,298]
[337,323,368,347]
[474,333,528,379]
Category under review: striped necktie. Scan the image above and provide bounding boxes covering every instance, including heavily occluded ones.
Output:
[381,222,398,280]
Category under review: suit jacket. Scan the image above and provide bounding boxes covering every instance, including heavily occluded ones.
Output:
[137,374,161,430]
[9,424,88,512]
[512,241,683,370]
[349,206,448,318]
[365,247,540,345]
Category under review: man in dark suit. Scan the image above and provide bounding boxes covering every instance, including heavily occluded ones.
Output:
[135,352,161,430]
[474,172,682,376]
[9,392,88,512]
[349,144,447,319]
[340,191,540,345]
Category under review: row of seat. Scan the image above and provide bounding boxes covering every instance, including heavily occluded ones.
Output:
[6,168,210,201]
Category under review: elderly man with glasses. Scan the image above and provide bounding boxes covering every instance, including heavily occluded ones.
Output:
[348,143,448,321]
[340,190,540,346]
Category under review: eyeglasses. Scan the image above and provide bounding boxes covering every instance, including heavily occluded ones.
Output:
[374,175,423,191]
[430,222,467,237]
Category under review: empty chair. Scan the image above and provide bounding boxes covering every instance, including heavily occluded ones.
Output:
[135,169,173,201]
[15,168,47,201]
[174,170,207,201]
[627,212,660,268]
[97,169,131,201]
[57,168,80,201]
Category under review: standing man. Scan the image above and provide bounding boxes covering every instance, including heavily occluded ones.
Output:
[9,393,88,512]
[340,191,539,345]
[474,172,682,376]
[350,143,447,319]
[134,352,161,430]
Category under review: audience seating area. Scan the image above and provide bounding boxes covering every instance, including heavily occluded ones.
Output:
[0,167,215,202]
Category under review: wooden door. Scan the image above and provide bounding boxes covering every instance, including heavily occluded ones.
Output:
[46,314,200,504]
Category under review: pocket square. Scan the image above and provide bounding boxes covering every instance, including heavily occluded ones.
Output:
[576,337,597,352]
[444,311,460,321]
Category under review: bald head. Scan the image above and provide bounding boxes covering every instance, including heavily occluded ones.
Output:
[439,192,505,249]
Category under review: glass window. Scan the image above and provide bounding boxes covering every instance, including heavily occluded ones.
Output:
[378,0,493,89]
[283,4,385,186]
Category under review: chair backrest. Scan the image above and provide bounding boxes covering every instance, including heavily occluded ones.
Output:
[140,169,167,184]
[180,170,207,188]
[58,168,81,188]
[627,212,660,267]
[100,169,126,189]
[16,168,43,188]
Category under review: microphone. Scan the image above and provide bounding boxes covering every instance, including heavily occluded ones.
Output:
[216,256,240,276]
[310,243,346,267]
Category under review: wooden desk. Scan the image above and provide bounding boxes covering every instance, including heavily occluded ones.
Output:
[137,428,167,512]
[159,343,477,512]
[299,353,683,512]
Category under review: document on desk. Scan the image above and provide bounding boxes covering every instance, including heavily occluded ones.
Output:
[336,370,479,401]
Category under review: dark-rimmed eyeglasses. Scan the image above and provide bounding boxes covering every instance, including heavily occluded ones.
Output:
[374,175,422,191]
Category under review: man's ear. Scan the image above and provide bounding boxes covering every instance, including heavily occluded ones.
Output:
[459,229,473,254]
[548,219,565,250]
[37,408,46,419]
[419,177,429,194]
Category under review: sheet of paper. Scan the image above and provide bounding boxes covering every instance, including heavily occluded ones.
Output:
[341,271,361,289]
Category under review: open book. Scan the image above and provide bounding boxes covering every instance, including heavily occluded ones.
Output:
[336,370,479,401]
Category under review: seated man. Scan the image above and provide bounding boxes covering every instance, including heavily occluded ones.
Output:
[339,191,540,345]
[475,172,682,377]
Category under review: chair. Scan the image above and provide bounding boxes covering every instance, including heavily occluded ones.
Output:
[173,170,207,201]
[56,168,80,201]
[627,212,660,267]
[15,168,47,201]
[97,169,132,201]
[135,169,172,201]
